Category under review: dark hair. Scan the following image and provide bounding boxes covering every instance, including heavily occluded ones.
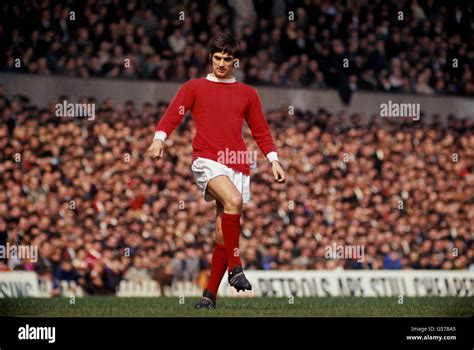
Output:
[208,32,241,59]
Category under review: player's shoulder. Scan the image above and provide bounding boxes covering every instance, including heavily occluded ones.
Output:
[183,78,200,87]
[235,81,258,96]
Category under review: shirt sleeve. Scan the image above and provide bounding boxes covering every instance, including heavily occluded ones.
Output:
[155,80,196,138]
[245,88,277,158]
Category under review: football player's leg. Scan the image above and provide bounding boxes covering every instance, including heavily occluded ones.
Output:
[206,175,242,269]
[206,175,242,214]
[196,202,228,308]
[215,201,225,245]
[206,176,251,291]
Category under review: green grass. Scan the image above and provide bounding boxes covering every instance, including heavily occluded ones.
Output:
[0,297,473,317]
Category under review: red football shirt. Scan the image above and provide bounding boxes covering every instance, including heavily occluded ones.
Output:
[155,75,276,175]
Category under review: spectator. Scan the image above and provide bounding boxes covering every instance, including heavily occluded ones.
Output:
[0,78,472,294]
[0,0,471,96]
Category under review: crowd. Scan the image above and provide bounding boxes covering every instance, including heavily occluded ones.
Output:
[0,0,472,99]
[1,82,472,295]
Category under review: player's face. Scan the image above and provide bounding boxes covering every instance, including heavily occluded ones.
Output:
[211,51,234,79]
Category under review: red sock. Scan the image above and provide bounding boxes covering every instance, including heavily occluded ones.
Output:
[221,213,242,271]
[206,242,227,297]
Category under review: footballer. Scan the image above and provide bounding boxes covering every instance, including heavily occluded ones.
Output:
[148,32,286,309]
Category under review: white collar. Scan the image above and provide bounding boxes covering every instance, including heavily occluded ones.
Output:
[206,73,236,83]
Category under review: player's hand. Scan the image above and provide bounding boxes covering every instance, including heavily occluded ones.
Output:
[272,160,286,183]
[148,139,164,160]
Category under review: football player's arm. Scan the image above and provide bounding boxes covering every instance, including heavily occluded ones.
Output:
[245,89,286,183]
[148,80,195,160]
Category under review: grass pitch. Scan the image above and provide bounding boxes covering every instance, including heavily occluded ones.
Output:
[0,297,472,317]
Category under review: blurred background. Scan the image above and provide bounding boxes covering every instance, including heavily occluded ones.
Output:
[0,0,472,298]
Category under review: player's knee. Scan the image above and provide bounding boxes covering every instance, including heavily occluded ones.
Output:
[224,193,242,213]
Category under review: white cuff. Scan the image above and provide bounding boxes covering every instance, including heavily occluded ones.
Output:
[153,131,167,141]
[266,151,279,163]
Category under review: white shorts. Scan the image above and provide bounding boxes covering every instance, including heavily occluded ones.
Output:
[191,157,251,203]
